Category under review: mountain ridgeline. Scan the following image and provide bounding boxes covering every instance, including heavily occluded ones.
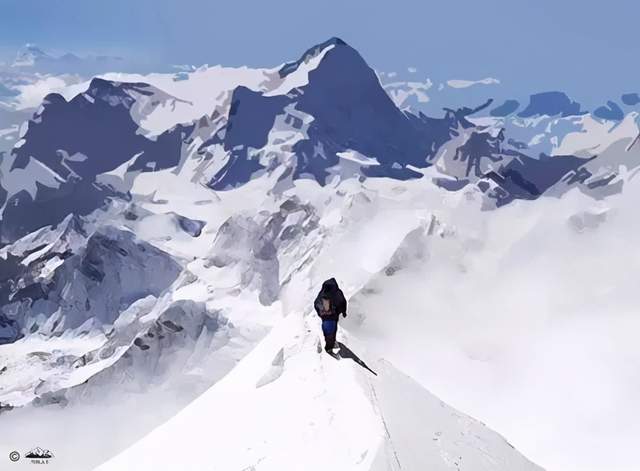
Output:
[0,37,636,244]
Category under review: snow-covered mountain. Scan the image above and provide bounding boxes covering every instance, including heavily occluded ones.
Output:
[0,78,196,243]
[0,44,141,156]
[12,44,58,68]
[4,37,639,247]
[1,37,639,471]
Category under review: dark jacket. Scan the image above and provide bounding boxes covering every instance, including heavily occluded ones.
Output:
[314,278,347,322]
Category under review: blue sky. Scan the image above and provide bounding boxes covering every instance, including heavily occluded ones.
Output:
[1,0,637,105]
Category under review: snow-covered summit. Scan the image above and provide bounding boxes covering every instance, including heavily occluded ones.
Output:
[278,37,348,78]
[12,44,52,68]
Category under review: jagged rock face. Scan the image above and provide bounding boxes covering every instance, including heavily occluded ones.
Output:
[483,152,591,205]
[0,200,281,409]
[208,197,320,305]
[173,214,206,237]
[0,218,182,342]
[0,215,87,312]
[0,179,6,209]
[288,41,433,169]
[0,78,194,244]
[0,311,20,344]
[207,87,289,190]
[1,290,233,408]
[0,180,116,245]
[431,126,592,207]
[49,299,229,404]
[12,88,137,178]
[12,79,193,179]
[207,40,457,189]
[201,39,600,208]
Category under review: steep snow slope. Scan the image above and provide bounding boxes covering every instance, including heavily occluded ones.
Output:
[95,313,542,471]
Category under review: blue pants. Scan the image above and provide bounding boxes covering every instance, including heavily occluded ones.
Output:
[322,320,338,349]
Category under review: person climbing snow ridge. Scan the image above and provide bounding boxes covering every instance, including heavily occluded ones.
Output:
[313,278,347,353]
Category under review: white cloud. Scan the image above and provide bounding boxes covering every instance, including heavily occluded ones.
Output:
[407,66,417,73]
[446,77,501,89]
[382,79,432,107]
[11,75,84,109]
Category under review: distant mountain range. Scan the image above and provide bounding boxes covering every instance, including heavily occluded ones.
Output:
[1,37,639,245]
[8,43,124,74]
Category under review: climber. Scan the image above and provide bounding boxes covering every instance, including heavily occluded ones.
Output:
[314,278,347,353]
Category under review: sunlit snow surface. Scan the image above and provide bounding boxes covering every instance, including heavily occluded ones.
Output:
[95,314,541,471]
[109,171,640,471]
